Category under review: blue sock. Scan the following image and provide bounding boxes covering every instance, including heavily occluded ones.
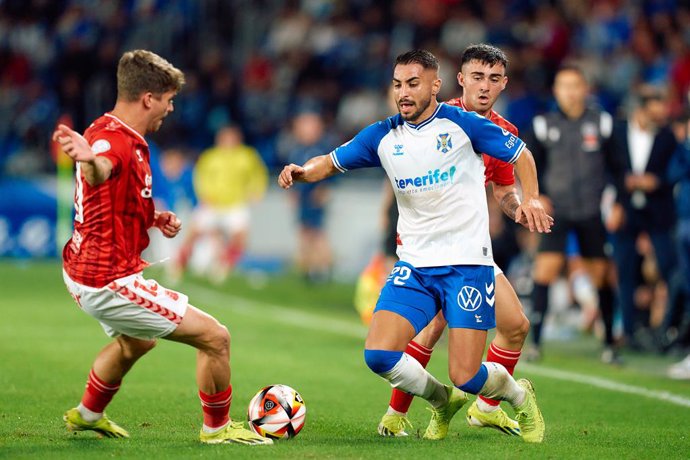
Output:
[457,364,488,394]
[364,349,403,374]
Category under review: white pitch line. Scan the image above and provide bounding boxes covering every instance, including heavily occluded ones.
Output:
[186,282,690,409]
[519,363,690,408]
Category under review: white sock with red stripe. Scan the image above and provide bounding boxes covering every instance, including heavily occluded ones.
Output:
[478,342,521,411]
[78,369,121,422]
[200,385,233,433]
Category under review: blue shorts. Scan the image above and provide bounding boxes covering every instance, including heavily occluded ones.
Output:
[374,261,496,334]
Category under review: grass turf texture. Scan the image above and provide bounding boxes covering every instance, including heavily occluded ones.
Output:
[1,260,689,459]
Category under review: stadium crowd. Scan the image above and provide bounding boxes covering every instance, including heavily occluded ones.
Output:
[2,0,690,376]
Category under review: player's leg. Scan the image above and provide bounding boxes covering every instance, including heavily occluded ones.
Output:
[365,263,458,434]
[427,264,543,442]
[578,217,619,363]
[446,327,544,443]
[64,335,155,438]
[583,257,618,362]
[378,311,446,436]
[167,305,272,445]
[63,272,167,438]
[214,207,250,283]
[466,271,526,435]
[531,222,570,359]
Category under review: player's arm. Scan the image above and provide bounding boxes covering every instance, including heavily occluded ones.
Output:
[52,124,113,186]
[513,147,552,233]
[492,183,521,221]
[492,182,554,228]
[278,154,338,189]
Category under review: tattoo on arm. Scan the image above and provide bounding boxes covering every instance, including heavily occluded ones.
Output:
[500,191,521,221]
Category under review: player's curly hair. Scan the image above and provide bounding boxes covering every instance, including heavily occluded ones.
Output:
[117,50,185,101]
[461,44,508,70]
[394,50,439,71]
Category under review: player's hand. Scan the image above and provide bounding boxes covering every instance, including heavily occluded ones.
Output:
[278,164,306,189]
[515,197,552,233]
[516,211,554,230]
[154,211,182,238]
[52,124,95,163]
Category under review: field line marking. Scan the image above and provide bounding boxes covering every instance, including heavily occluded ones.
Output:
[519,363,690,408]
[185,282,690,409]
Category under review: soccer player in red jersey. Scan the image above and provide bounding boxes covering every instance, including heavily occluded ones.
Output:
[54,50,271,446]
[377,44,542,438]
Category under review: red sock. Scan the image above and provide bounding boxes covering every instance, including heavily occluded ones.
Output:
[389,341,433,413]
[223,242,244,267]
[199,385,232,429]
[81,369,121,413]
[479,342,521,407]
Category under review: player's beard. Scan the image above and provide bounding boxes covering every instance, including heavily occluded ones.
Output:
[398,95,432,123]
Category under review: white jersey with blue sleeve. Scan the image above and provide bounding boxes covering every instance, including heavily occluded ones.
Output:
[330,102,525,268]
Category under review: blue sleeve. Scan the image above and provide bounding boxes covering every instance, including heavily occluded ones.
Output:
[447,109,526,164]
[330,121,387,172]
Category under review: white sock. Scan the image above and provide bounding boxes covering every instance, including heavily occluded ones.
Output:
[202,420,230,434]
[386,406,407,416]
[476,362,526,407]
[476,398,499,413]
[77,403,102,423]
[379,353,449,408]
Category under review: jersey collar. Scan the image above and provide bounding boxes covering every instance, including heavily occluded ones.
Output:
[456,98,495,120]
[404,102,443,130]
[104,113,149,146]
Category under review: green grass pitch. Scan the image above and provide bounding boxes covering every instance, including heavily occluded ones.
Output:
[1,261,689,459]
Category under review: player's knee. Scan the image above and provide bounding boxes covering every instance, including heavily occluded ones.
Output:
[206,324,230,356]
[120,338,156,361]
[453,364,488,395]
[363,349,402,374]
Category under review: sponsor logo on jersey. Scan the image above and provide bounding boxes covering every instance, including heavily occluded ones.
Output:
[457,285,482,311]
[141,174,152,198]
[393,144,405,156]
[436,133,453,153]
[394,166,457,194]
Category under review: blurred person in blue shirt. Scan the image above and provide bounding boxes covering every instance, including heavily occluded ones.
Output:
[281,111,336,283]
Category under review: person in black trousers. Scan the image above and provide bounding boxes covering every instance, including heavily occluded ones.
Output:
[607,86,678,350]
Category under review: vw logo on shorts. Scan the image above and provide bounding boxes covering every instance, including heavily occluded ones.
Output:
[457,286,482,311]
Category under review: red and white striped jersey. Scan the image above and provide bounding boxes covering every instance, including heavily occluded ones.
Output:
[63,113,154,288]
[446,98,518,186]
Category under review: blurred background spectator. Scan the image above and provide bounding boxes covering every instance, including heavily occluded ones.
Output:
[171,124,268,283]
[277,111,336,283]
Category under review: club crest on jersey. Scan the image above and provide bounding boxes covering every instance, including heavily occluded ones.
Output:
[457,286,482,311]
[436,133,452,153]
[91,139,111,154]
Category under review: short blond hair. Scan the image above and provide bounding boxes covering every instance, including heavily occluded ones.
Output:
[117,50,185,101]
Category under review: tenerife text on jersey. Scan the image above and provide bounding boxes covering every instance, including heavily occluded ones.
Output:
[394,166,457,194]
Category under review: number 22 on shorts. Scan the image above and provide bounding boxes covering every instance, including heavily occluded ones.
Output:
[387,266,411,286]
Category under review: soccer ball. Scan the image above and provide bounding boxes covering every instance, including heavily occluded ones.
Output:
[247,384,306,440]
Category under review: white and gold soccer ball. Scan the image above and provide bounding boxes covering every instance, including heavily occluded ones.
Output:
[247,384,306,440]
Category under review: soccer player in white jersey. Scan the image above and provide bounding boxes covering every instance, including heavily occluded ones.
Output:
[278,50,550,443]
[378,44,539,439]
